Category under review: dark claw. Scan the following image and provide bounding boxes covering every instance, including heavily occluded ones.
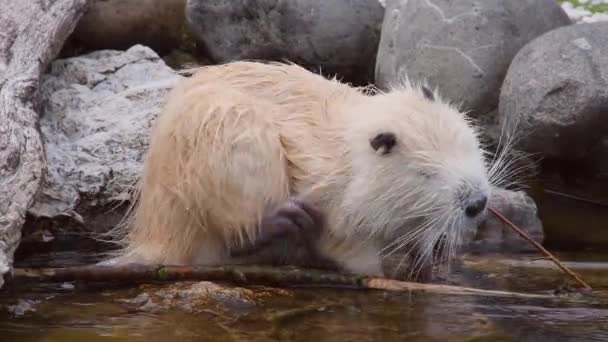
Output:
[231,197,324,257]
[271,201,315,235]
[265,216,300,238]
[292,198,324,232]
[264,197,323,241]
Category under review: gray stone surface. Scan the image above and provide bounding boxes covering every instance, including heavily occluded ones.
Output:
[28,45,182,225]
[499,22,608,164]
[472,188,544,253]
[375,0,571,117]
[185,0,385,85]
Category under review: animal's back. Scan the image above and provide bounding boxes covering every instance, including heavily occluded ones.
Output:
[183,61,360,192]
[185,61,351,107]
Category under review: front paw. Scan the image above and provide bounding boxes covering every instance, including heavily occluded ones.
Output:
[260,197,324,243]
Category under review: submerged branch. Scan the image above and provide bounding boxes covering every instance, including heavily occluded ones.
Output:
[488,207,593,290]
[11,263,561,300]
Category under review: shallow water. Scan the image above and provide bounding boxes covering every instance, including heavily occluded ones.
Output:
[1,244,607,341]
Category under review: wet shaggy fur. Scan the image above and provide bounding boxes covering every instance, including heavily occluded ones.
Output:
[104,61,498,279]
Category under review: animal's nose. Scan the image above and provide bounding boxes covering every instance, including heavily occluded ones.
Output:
[464,195,487,218]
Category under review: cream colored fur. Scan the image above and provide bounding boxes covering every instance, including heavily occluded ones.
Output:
[104,61,494,278]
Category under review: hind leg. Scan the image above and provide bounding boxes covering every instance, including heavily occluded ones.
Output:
[113,85,296,266]
[185,98,297,265]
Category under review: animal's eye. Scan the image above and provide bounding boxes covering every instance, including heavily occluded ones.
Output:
[370,132,396,155]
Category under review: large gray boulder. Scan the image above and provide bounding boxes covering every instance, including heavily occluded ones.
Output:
[375,0,571,117]
[28,45,182,228]
[499,22,608,164]
[185,0,385,85]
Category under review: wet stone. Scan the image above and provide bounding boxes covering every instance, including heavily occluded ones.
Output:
[5,299,41,318]
[120,281,292,314]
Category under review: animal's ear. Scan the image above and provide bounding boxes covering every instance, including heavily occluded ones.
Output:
[422,86,434,101]
[370,132,396,155]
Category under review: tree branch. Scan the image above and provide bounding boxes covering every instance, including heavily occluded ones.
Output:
[489,207,592,290]
[10,263,569,300]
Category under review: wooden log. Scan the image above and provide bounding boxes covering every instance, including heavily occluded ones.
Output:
[9,263,573,301]
[0,0,89,288]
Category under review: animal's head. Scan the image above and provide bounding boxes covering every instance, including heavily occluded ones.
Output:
[340,80,492,270]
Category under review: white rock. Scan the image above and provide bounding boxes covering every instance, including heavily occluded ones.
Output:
[561,3,592,22]
[561,1,608,23]
[583,12,608,22]
[28,45,182,222]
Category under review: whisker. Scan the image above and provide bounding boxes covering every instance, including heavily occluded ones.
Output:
[388,209,454,279]
[379,212,446,257]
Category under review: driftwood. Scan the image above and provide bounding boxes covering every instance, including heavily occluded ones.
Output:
[0,0,89,288]
[10,263,569,300]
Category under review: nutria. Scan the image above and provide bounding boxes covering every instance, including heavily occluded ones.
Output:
[103,61,496,281]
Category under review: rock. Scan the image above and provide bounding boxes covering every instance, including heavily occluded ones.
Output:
[499,22,608,165]
[5,299,41,317]
[375,0,571,117]
[185,0,385,85]
[162,48,210,70]
[27,45,183,231]
[71,0,188,54]
[561,1,608,24]
[498,22,608,249]
[121,281,290,314]
[471,188,544,253]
